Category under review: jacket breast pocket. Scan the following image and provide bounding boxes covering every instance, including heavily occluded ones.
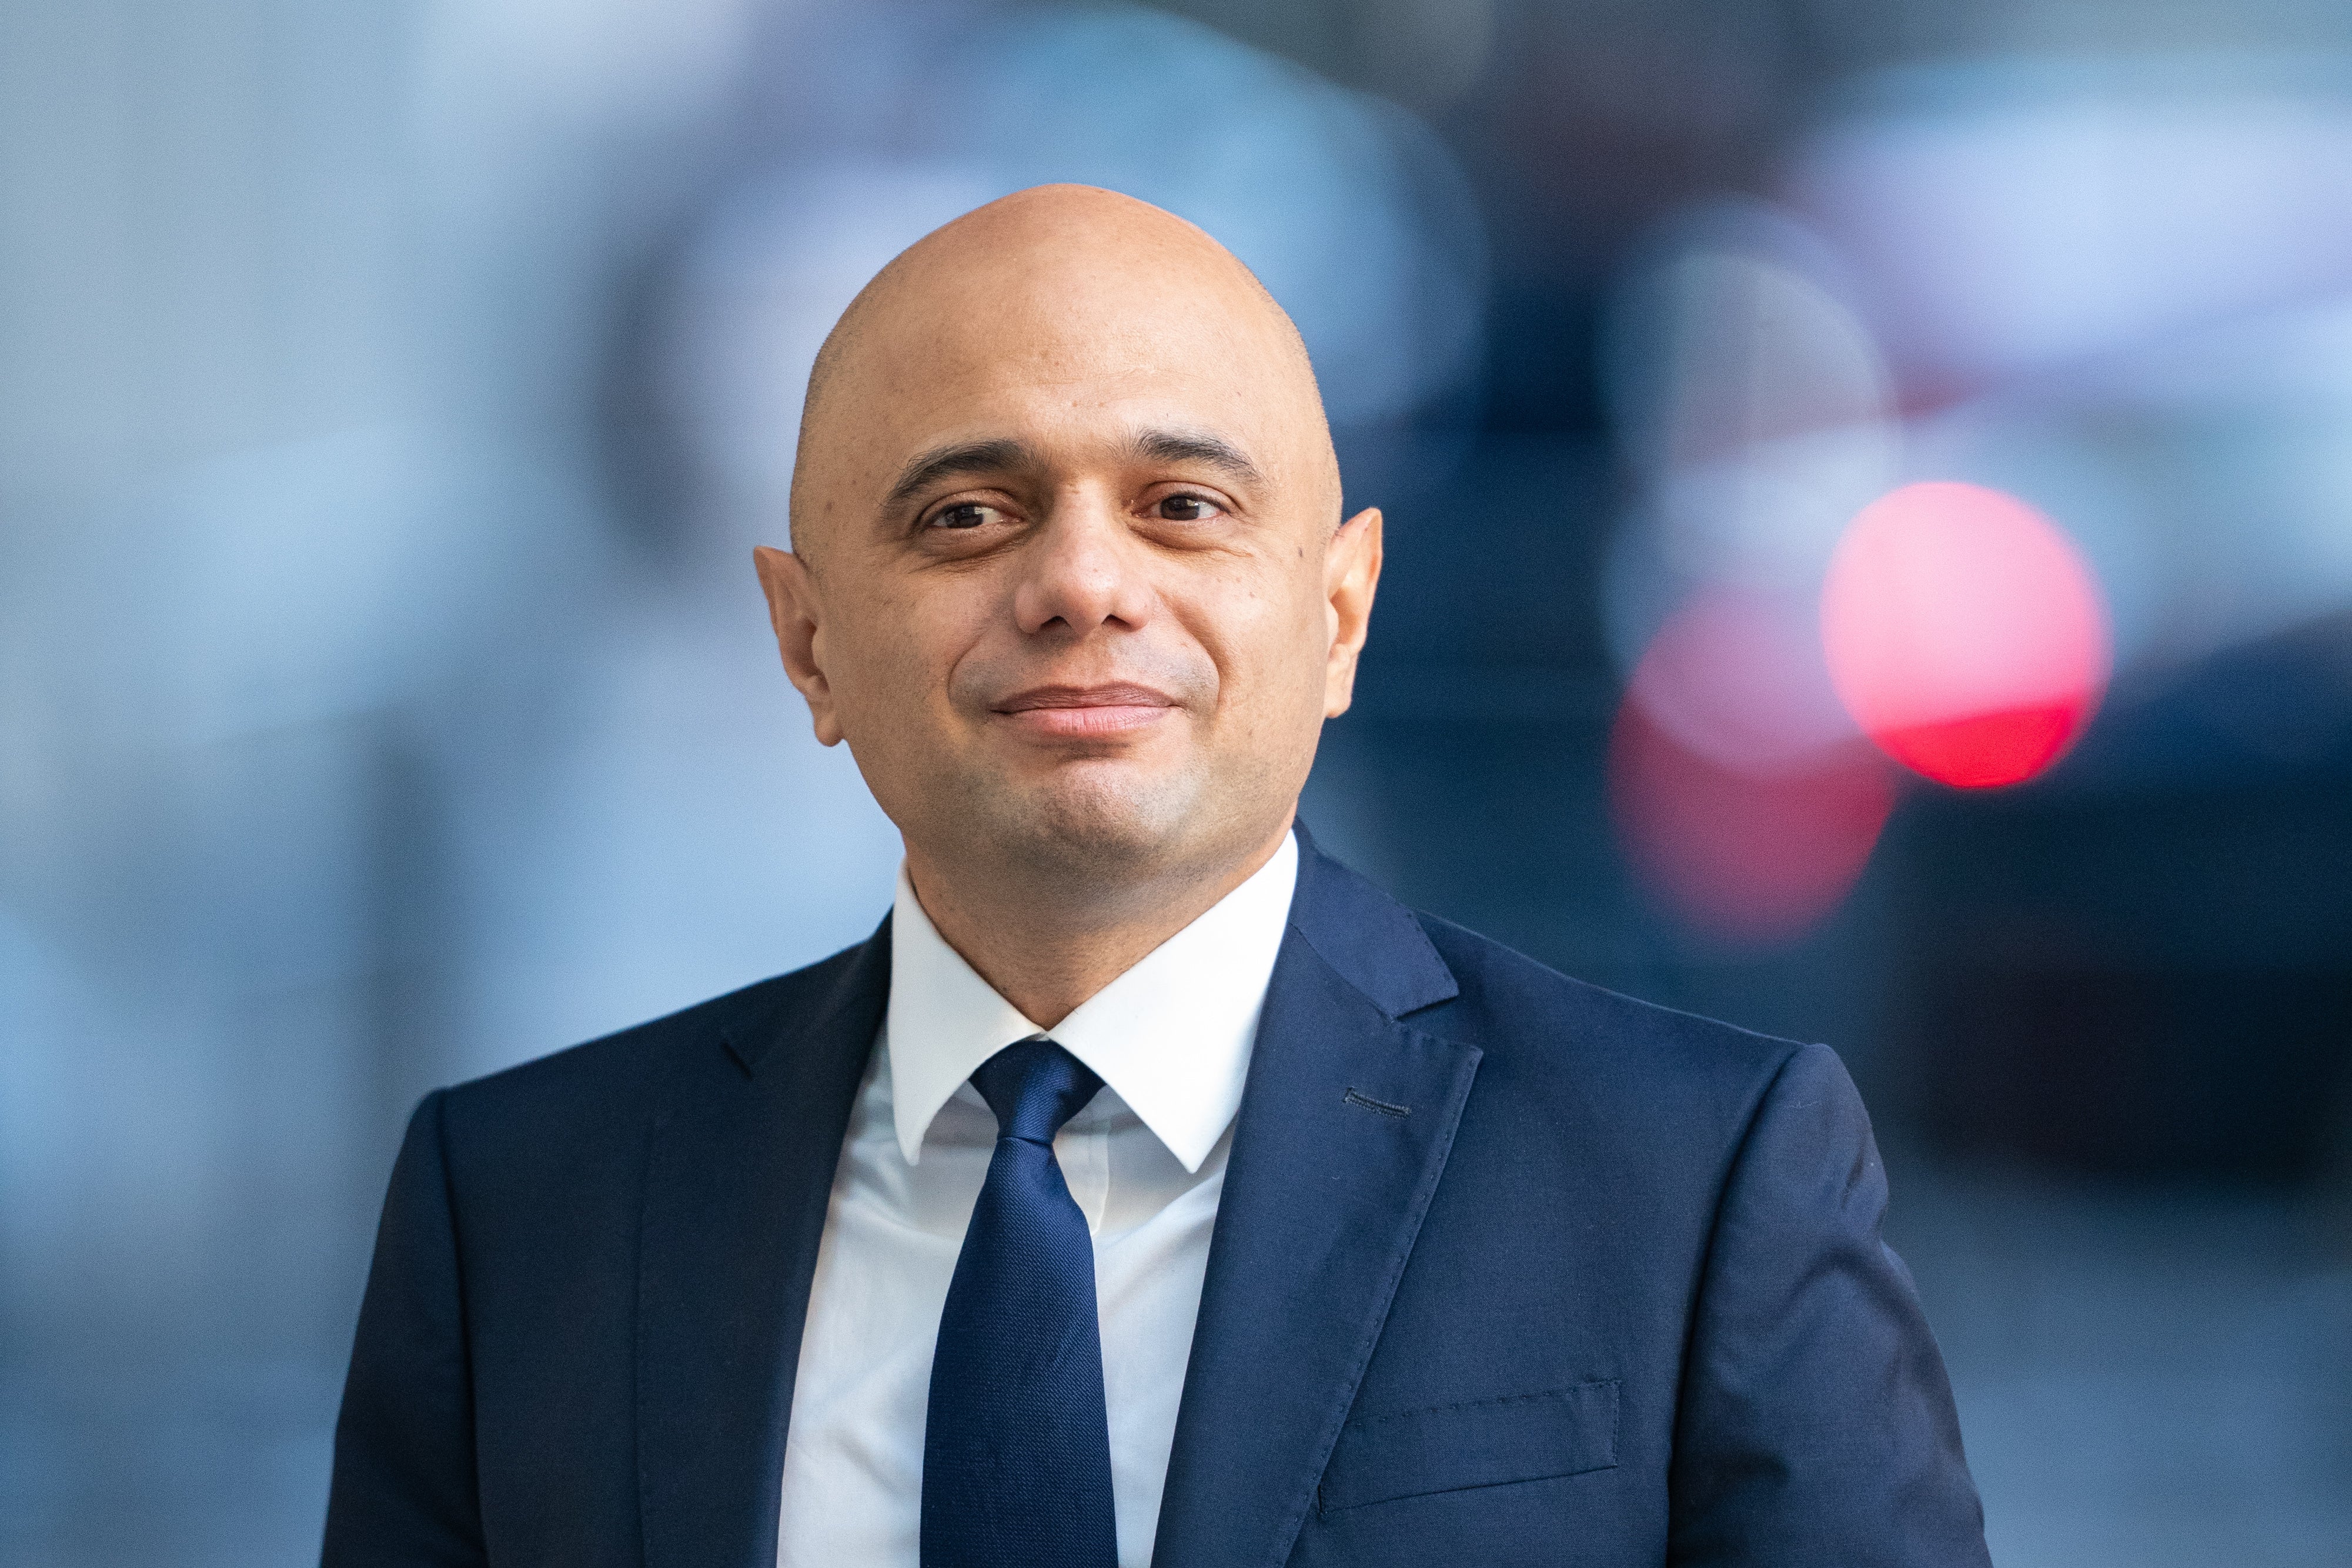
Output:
[1318,1380,1621,1513]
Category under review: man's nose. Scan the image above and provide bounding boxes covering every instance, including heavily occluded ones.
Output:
[1011,492,1154,637]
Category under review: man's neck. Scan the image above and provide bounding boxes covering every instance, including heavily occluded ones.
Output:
[902,817,1294,1029]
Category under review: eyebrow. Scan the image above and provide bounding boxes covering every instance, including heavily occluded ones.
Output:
[1125,427,1264,485]
[884,438,1038,510]
[881,427,1266,511]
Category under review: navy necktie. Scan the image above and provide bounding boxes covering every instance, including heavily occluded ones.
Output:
[923,1038,1118,1568]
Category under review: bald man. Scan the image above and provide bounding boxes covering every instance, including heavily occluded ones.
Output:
[324,188,1989,1568]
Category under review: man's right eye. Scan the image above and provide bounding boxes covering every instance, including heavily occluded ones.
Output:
[931,502,1004,530]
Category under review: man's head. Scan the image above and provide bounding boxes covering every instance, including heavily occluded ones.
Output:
[756,184,1379,896]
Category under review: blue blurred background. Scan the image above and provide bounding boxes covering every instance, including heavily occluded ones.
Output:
[4,1,2350,1562]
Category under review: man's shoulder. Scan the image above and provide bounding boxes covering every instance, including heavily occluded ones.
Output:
[1404,909,1812,1111]
[1292,834,1808,1112]
[435,937,873,1133]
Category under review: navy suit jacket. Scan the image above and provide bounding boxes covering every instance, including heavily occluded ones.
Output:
[325,831,1990,1566]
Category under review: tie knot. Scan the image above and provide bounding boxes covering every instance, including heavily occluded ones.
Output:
[968,1039,1103,1145]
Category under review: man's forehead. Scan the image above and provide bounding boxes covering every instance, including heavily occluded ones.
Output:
[844,335,1294,489]
[792,185,1336,537]
[860,280,1297,399]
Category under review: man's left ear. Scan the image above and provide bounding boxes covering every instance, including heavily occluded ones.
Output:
[1322,507,1383,718]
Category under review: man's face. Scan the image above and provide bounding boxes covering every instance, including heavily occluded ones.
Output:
[760,200,1379,885]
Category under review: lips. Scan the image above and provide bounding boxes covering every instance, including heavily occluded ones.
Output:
[993,683,1180,739]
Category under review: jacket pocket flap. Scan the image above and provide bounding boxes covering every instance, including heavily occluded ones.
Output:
[1319,1380,1621,1512]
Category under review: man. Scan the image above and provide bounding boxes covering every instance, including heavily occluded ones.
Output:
[325,185,1989,1567]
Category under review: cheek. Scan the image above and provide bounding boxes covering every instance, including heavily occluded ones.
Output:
[1185,564,1334,722]
[833,584,967,726]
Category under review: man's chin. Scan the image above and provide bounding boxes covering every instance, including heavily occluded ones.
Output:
[977,766,1207,875]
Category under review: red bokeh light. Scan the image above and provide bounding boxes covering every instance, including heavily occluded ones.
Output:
[1609,593,1899,946]
[1611,701,1897,945]
[1820,481,2110,788]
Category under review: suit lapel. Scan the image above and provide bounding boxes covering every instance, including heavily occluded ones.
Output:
[1152,839,1481,1568]
[636,924,889,1568]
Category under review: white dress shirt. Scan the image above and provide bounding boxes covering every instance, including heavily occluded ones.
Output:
[775,830,1299,1568]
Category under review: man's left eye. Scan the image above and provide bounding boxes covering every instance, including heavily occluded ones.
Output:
[1154,494,1222,521]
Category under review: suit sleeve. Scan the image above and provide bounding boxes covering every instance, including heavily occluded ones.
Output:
[1668,1044,1990,1567]
[322,1088,489,1566]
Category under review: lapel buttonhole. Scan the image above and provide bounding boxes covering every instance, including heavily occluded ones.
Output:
[1343,1088,1411,1118]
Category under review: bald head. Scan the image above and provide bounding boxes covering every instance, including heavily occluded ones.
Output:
[789,185,1337,559]
[754,183,1381,997]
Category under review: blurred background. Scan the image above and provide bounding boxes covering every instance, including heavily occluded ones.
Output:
[4,0,2350,1562]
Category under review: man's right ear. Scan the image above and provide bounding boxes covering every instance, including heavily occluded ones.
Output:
[753,545,844,746]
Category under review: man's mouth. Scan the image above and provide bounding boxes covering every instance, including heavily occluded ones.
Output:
[992,683,1181,740]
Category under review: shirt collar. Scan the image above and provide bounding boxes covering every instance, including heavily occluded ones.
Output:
[884,828,1299,1174]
